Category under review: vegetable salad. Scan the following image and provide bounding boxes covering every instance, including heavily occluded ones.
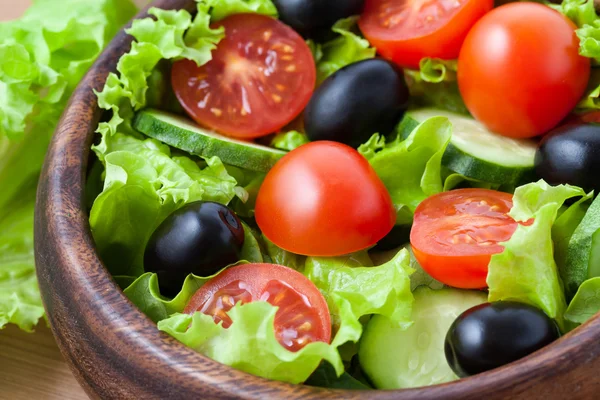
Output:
[86,0,600,390]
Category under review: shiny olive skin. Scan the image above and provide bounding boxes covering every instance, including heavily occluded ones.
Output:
[535,124,600,193]
[304,58,410,148]
[445,302,560,377]
[144,201,245,297]
[273,0,365,39]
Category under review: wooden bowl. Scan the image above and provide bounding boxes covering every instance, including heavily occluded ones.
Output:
[34,0,600,398]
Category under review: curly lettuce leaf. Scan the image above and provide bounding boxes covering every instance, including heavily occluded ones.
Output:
[554,0,600,109]
[564,277,600,327]
[304,249,414,350]
[0,189,44,331]
[359,116,452,225]
[159,302,346,384]
[553,193,593,274]
[404,58,468,115]
[487,181,586,327]
[0,0,137,331]
[89,134,238,277]
[206,0,278,21]
[311,17,376,84]
[564,194,600,299]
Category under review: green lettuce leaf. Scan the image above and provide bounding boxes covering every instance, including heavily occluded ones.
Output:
[487,181,586,327]
[159,301,346,384]
[305,362,371,390]
[359,116,452,225]
[304,249,414,349]
[404,58,468,115]
[553,193,593,276]
[564,277,600,327]
[206,0,278,21]
[89,134,238,277]
[554,0,600,109]
[0,187,44,331]
[271,130,309,151]
[563,194,600,299]
[262,235,306,271]
[0,0,137,330]
[311,17,376,84]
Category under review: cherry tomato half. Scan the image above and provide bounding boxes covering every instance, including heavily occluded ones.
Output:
[359,0,493,69]
[458,3,590,138]
[185,263,331,352]
[172,14,316,139]
[410,189,519,289]
[255,141,396,256]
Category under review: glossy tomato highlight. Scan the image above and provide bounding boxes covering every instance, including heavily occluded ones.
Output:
[410,189,520,289]
[359,0,493,69]
[172,14,316,139]
[185,263,331,352]
[255,141,396,256]
[458,2,590,138]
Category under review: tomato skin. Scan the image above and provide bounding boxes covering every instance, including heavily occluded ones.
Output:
[185,263,331,352]
[359,0,494,69]
[171,14,316,139]
[458,3,590,138]
[255,141,396,256]
[410,189,518,289]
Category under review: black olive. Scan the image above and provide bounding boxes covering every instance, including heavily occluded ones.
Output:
[304,58,410,148]
[144,201,245,297]
[535,123,600,193]
[372,224,412,252]
[445,302,560,377]
[273,0,365,39]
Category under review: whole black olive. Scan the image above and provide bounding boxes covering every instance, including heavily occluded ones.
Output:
[144,201,245,297]
[445,302,560,377]
[273,0,365,39]
[535,123,600,193]
[304,58,410,148]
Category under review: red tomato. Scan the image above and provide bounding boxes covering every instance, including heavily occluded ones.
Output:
[255,141,395,256]
[458,3,590,138]
[410,189,519,289]
[171,14,316,139]
[358,0,493,69]
[185,263,331,352]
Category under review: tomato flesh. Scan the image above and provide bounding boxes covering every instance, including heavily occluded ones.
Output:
[185,263,331,352]
[359,0,493,69]
[255,141,396,256]
[458,3,590,138]
[410,189,519,289]
[171,14,316,138]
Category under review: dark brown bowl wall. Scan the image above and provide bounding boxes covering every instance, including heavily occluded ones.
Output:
[34,0,600,398]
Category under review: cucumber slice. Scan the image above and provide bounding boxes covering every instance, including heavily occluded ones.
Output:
[358,286,486,389]
[133,109,286,172]
[399,109,537,186]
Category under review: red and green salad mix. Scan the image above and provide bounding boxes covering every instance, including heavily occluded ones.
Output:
[4,0,598,390]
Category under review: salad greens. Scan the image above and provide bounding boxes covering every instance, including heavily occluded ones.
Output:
[487,181,586,327]
[0,0,137,331]
[565,277,600,327]
[359,116,452,225]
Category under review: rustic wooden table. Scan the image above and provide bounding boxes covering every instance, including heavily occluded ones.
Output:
[0,1,145,399]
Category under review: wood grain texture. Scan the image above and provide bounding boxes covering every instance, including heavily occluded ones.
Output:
[0,324,87,400]
[34,0,600,399]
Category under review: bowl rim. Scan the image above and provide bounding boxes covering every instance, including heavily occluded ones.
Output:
[34,0,600,398]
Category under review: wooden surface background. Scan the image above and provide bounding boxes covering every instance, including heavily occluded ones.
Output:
[0,1,145,399]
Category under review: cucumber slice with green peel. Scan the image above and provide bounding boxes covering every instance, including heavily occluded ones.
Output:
[358,286,487,389]
[133,109,286,172]
[398,109,538,186]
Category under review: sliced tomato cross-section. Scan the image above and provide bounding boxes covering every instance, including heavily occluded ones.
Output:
[171,13,316,139]
[184,263,331,352]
